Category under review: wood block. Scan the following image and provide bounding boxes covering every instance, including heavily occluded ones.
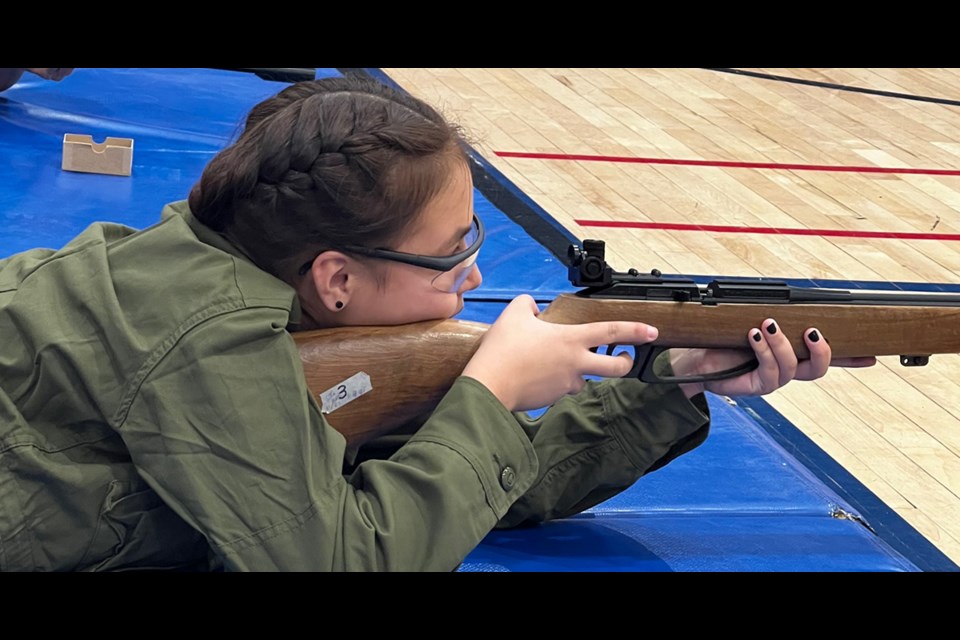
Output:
[61,134,133,176]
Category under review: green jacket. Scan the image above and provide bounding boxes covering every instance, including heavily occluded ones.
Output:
[0,201,710,571]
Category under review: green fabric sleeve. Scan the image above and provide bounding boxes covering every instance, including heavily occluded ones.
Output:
[120,308,538,571]
[498,377,711,528]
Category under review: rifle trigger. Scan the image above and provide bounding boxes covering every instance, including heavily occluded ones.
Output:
[629,344,665,383]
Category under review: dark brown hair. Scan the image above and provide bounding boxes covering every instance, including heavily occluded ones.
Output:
[188,74,468,283]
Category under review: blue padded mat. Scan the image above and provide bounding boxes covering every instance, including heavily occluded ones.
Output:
[0,67,943,571]
[0,67,571,298]
[2,68,333,256]
[454,300,918,571]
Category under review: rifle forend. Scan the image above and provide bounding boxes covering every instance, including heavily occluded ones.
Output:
[558,239,960,380]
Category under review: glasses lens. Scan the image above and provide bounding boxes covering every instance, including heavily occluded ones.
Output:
[431,250,479,293]
[429,216,483,293]
[461,217,481,248]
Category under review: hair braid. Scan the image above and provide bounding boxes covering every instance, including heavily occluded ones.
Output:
[188,74,468,283]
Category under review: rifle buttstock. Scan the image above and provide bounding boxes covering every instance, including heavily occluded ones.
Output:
[294,319,488,448]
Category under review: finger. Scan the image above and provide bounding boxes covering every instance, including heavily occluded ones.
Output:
[746,327,777,395]
[569,376,588,396]
[581,349,635,379]
[577,320,658,350]
[759,320,798,388]
[794,328,832,380]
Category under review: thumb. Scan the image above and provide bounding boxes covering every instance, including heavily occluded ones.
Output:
[504,294,541,317]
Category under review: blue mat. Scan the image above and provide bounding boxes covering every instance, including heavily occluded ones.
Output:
[454,301,917,571]
[1,67,948,571]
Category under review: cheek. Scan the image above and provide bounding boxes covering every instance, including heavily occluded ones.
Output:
[377,270,460,323]
[389,290,461,322]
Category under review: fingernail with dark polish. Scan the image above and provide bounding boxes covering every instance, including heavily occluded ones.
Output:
[766,322,777,335]
[809,330,820,343]
[752,330,762,343]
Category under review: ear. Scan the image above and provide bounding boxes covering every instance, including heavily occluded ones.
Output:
[306,251,356,312]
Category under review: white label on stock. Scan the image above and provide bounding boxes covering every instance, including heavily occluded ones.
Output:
[319,372,373,414]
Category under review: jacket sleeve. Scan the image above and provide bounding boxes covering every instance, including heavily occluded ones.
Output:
[497,377,711,529]
[117,308,539,572]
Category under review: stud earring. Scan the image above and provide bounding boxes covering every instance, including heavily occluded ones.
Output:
[335,301,344,310]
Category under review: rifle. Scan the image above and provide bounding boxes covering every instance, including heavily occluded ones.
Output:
[294,239,960,448]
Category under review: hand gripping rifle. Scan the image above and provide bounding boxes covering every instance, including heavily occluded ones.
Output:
[294,239,960,448]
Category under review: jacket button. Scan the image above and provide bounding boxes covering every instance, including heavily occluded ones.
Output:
[500,466,516,491]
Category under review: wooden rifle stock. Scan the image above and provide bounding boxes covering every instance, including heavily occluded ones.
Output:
[295,293,960,449]
[294,320,487,448]
[539,294,960,361]
[293,239,960,449]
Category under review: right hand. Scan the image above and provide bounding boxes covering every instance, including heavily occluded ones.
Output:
[461,295,659,412]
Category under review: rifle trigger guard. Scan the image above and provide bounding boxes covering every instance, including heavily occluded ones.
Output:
[630,345,761,384]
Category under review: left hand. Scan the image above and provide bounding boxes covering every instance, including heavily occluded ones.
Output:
[671,319,877,399]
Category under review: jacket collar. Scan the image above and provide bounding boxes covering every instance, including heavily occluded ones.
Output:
[160,200,304,327]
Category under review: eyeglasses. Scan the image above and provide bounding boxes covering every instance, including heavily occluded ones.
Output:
[298,214,485,293]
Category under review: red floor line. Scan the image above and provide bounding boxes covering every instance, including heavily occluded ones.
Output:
[574,220,960,241]
[496,151,960,177]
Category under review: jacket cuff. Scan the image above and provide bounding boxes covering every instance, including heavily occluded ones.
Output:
[602,378,711,475]
[408,376,539,519]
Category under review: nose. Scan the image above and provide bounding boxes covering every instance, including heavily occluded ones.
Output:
[459,264,482,293]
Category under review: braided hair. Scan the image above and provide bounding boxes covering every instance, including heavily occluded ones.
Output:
[188,74,468,283]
